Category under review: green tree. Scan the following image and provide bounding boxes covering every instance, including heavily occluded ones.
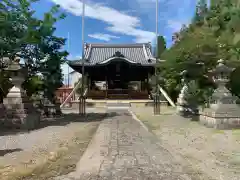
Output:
[0,0,68,103]
[157,35,166,58]
[155,0,240,104]
[192,0,208,26]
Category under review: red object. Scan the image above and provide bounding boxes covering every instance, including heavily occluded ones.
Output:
[55,85,74,104]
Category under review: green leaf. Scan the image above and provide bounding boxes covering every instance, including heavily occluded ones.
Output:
[233,33,240,45]
[58,13,66,20]
[50,5,60,14]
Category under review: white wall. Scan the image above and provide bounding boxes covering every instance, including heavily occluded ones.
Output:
[70,71,82,88]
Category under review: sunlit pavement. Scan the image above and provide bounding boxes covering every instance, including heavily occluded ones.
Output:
[55,109,194,180]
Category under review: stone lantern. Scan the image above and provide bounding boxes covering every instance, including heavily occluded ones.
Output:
[210,59,235,106]
[176,70,189,115]
[3,57,40,130]
[4,57,27,100]
[199,59,240,129]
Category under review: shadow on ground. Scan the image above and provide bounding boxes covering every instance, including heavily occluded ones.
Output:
[0,148,23,156]
[0,112,119,136]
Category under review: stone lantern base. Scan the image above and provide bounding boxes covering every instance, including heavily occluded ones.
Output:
[54,99,62,116]
[3,86,41,130]
[199,105,240,129]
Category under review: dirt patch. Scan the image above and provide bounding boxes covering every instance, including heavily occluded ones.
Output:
[21,122,99,180]
[0,114,103,180]
[131,107,240,180]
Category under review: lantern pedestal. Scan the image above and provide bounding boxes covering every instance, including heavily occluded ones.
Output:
[199,107,240,129]
[176,70,194,116]
[199,60,240,129]
[4,80,40,130]
[55,99,62,116]
[3,59,40,130]
[176,84,189,115]
[199,86,240,129]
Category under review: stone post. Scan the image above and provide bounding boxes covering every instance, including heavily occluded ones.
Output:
[199,59,240,129]
[3,57,41,130]
[176,70,189,115]
[55,97,62,116]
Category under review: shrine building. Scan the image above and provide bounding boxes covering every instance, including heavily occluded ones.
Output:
[68,43,156,99]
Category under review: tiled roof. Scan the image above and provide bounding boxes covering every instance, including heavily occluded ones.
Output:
[68,43,156,66]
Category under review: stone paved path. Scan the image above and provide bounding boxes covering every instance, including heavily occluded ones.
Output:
[54,110,196,180]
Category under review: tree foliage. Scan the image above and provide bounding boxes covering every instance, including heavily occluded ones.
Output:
[157,0,240,103]
[157,35,166,58]
[0,0,68,103]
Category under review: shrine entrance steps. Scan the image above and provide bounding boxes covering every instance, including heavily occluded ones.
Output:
[87,99,154,109]
[106,101,130,109]
[61,99,168,112]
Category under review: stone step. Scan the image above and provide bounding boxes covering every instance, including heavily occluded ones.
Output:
[106,102,130,107]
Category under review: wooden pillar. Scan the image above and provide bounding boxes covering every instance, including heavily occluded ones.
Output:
[147,73,149,94]
[105,69,108,99]
[88,75,91,91]
[140,81,143,91]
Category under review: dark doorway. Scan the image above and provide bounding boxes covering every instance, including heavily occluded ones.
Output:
[107,60,130,89]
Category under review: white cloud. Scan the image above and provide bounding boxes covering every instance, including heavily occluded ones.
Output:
[88,33,120,41]
[50,0,155,43]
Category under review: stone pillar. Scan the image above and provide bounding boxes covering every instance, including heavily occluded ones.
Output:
[0,103,5,120]
[176,70,189,115]
[3,57,40,130]
[54,98,62,116]
[200,59,240,129]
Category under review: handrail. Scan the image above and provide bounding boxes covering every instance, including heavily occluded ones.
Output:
[157,85,176,107]
[60,80,82,108]
[151,85,176,107]
[83,88,88,97]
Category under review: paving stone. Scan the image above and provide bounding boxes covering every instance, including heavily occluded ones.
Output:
[54,110,202,180]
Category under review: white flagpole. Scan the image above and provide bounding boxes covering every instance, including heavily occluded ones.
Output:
[81,0,85,92]
[153,0,159,115]
[80,0,85,114]
[67,32,70,87]
[156,0,158,56]
[155,0,158,87]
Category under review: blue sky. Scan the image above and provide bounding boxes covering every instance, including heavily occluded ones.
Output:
[31,0,197,76]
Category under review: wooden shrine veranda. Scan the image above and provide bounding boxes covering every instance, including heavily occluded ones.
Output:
[68,43,156,99]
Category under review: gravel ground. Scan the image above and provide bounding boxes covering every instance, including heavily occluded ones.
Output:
[131,106,240,180]
[0,110,106,180]
[55,109,205,180]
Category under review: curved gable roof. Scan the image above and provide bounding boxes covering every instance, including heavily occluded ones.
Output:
[69,43,156,67]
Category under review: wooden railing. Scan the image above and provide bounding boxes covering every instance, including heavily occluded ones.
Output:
[88,90,105,99]
[60,80,81,108]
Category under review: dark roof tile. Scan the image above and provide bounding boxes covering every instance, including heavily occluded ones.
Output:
[69,43,156,66]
